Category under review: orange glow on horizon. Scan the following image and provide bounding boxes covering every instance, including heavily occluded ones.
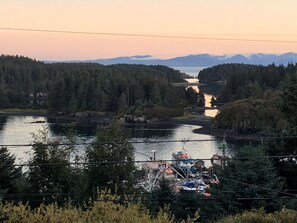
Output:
[1,0,297,60]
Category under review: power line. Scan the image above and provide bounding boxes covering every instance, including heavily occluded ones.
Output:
[2,187,297,200]
[3,190,297,199]
[2,196,297,203]
[0,139,225,147]
[3,159,212,167]
[2,135,297,148]
[3,155,296,168]
[1,27,297,43]
[220,176,295,197]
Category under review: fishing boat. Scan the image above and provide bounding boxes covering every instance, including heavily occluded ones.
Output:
[176,178,210,196]
[172,150,205,178]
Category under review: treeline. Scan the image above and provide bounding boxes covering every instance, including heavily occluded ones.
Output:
[0,55,201,116]
[199,64,261,83]
[199,63,297,103]
[199,63,297,133]
[214,96,285,133]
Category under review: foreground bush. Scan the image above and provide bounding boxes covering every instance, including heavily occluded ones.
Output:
[0,200,175,223]
[218,208,297,223]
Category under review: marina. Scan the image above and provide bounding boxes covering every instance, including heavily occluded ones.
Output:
[137,146,225,196]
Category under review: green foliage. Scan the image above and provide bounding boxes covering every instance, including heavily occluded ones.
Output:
[184,87,205,107]
[185,87,198,105]
[267,70,297,193]
[202,63,297,133]
[280,71,297,127]
[86,121,135,194]
[142,106,184,120]
[214,97,285,133]
[214,67,297,194]
[0,56,186,113]
[149,83,162,104]
[146,178,176,216]
[263,128,297,194]
[26,126,87,204]
[0,147,22,200]
[68,93,78,113]
[199,64,258,83]
[218,146,285,214]
[118,92,129,113]
[199,63,293,103]
[197,90,205,107]
[172,192,200,221]
[218,208,297,223]
[0,193,176,223]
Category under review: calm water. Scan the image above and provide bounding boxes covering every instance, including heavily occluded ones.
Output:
[172,66,206,77]
[0,116,221,166]
[174,67,222,117]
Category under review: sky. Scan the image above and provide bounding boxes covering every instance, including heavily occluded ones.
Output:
[1,0,297,60]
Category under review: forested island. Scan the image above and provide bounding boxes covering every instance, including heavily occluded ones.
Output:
[0,55,205,121]
[199,63,297,133]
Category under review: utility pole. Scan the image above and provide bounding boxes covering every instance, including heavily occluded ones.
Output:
[219,131,227,169]
[151,150,156,161]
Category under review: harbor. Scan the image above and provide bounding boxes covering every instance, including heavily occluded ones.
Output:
[137,145,226,196]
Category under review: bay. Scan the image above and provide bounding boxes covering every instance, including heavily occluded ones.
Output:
[1,116,221,167]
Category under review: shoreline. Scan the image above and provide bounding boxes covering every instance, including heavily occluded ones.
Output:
[0,111,261,140]
[0,110,213,125]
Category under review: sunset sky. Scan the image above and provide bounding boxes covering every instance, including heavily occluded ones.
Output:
[1,0,297,60]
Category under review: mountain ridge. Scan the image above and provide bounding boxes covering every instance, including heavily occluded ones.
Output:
[46,53,297,67]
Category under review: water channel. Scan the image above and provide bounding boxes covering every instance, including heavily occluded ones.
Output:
[1,116,221,167]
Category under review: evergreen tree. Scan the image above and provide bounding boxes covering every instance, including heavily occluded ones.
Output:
[98,91,109,111]
[197,90,205,107]
[218,146,285,214]
[68,93,78,112]
[118,92,128,113]
[0,88,9,108]
[147,178,176,216]
[185,87,198,105]
[265,71,297,192]
[172,192,200,221]
[26,127,83,204]
[86,121,135,195]
[0,147,22,200]
[280,71,297,127]
[149,83,162,104]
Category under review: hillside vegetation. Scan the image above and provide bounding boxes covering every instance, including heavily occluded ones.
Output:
[0,55,203,119]
[199,63,297,103]
[199,63,297,133]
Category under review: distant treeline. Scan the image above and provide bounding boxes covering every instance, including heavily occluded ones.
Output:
[0,55,201,116]
[199,63,297,103]
[198,63,297,133]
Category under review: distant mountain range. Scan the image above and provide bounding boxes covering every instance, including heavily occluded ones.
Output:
[47,52,297,67]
